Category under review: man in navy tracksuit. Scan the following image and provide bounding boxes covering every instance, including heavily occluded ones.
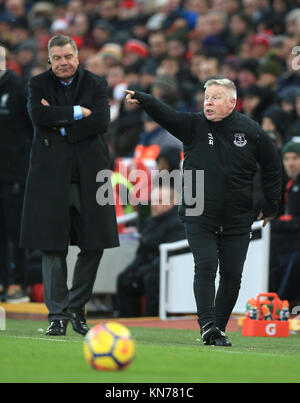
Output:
[0,68,32,302]
[125,78,281,347]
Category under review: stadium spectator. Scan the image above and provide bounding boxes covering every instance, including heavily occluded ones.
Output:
[15,39,37,83]
[84,53,106,77]
[251,33,271,60]
[199,10,230,58]
[154,145,183,196]
[3,0,26,21]
[0,65,32,302]
[285,8,300,36]
[242,0,263,23]
[123,38,149,72]
[91,19,115,48]
[226,12,253,54]
[277,40,300,93]
[138,63,156,94]
[151,73,184,109]
[189,51,206,82]
[257,57,283,91]
[220,56,241,84]
[27,1,55,27]
[130,107,182,231]
[133,112,182,164]
[269,140,300,306]
[167,37,187,61]
[98,0,123,31]
[99,42,123,68]
[287,91,300,140]
[240,84,268,121]
[143,31,168,73]
[29,61,47,79]
[261,105,290,147]
[237,59,259,93]
[10,17,31,48]
[66,0,84,24]
[129,14,149,43]
[116,184,185,317]
[196,56,220,85]
[156,145,182,173]
[106,62,128,124]
[68,12,91,42]
[278,86,300,124]
[156,56,195,109]
[184,0,210,18]
[109,82,144,157]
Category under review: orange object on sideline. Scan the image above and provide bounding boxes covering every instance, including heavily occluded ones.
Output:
[242,293,290,337]
[242,316,290,337]
[261,305,272,320]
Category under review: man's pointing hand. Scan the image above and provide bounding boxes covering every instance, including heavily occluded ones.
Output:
[125,90,140,105]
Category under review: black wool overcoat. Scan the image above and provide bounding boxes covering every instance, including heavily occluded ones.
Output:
[20,67,119,251]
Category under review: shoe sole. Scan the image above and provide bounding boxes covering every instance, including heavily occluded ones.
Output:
[71,324,89,336]
[46,332,67,336]
[5,297,30,304]
[212,339,232,347]
[72,329,88,336]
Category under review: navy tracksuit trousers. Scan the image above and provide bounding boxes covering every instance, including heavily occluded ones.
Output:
[184,222,251,332]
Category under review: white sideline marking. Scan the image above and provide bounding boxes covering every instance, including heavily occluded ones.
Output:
[2,335,82,343]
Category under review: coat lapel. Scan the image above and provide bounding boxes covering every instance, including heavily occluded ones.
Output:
[47,67,86,105]
[71,67,85,104]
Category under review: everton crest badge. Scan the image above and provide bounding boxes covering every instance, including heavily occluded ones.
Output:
[233,133,247,147]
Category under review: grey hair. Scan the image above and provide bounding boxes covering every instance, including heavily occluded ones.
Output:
[285,8,300,23]
[207,10,228,24]
[48,35,78,60]
[204,78,237,104]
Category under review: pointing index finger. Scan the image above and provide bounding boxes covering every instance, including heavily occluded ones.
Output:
[125,90,134,95]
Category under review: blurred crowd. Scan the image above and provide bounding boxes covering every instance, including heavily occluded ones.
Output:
[0,0,299,143]
[1,0,300,154]
[1,0,300,308]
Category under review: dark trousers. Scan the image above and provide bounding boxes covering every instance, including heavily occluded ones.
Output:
[184,222,250,332]
[0,184,26,288]
[42,184,103,321]
[116,259,159,317]
[269,231,300,302]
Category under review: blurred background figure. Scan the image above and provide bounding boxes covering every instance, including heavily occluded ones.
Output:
[0,64,32,302]
[269,140,300,308]
[115,184,185,317]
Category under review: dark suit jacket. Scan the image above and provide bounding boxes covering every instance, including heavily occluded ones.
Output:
[20,67,119,251]
[0,70,32,184]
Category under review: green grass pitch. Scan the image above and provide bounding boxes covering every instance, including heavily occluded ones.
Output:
[1,319,300,383]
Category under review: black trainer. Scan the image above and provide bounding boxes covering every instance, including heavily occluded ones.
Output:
[201,321,222,346]
[70,313,90,336]
[213,331,232,347]
[46,320,68,336]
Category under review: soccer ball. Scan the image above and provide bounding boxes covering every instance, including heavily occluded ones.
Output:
[83,322,135,371]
